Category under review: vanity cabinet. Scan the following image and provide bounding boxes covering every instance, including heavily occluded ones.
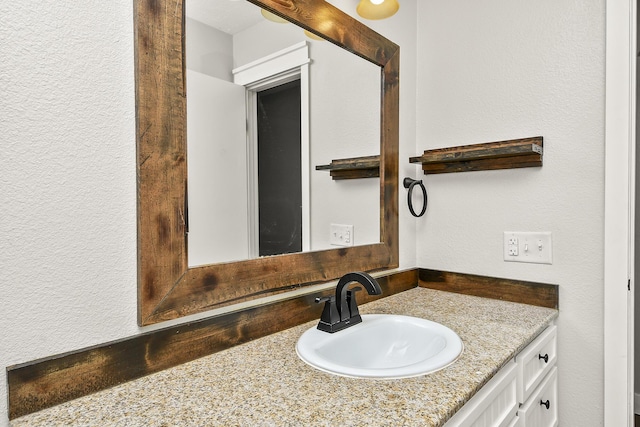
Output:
[514,325,558,427]
[445,325,557,427]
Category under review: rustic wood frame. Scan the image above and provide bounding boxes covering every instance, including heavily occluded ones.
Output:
[134,0,400,325]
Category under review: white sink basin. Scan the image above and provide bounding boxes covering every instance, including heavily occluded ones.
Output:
[296,314,463,379]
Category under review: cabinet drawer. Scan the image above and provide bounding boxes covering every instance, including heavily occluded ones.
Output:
[445,360,518,427]
[518,367,558,427]
[515,325,556,404]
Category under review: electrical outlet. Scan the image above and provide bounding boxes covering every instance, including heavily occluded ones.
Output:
[503,232,552,264]
[330,224,354,247]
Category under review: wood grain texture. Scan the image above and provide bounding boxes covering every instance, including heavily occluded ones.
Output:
[249,0,399,67]
[316,155,380,180]
[316,155,380,171]
[135,0,400,325]
[380,49,400,267]
[420,154,542,174]
[7,270,418,420]
[329,169,380,180]
[134,0,188,323]
[410,136,543,175]
[418,269,559,309]
[151,246,396,322]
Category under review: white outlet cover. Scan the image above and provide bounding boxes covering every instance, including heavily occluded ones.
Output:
[503,232,552,264]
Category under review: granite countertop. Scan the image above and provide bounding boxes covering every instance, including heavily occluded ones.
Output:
[11,287,558,426]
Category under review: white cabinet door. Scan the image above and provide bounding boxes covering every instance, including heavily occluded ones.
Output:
[445,361,518,427]
[518,367,558,427]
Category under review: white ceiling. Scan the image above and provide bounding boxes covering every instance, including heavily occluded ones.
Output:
[186,0,264,35]
[185,0,358,35]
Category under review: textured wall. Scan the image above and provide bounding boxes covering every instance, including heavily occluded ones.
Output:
[415,0,606,425]
[0,1,138,424]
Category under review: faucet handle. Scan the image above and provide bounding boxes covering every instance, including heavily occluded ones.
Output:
[315,296,340,331]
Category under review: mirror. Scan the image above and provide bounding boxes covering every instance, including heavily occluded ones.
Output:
[134,0,399,326]
[185,0,382,266]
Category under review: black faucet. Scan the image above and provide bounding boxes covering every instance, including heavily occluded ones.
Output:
[315,272,382,333]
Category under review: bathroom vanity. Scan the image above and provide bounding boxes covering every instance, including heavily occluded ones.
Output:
[11,287,557,426]
[445,324,557,426]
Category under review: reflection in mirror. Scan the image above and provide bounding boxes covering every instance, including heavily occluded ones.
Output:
[185,0,381,267]
[135,0,399,325]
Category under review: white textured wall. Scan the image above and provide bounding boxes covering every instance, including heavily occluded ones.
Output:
[415,0,605,425]
[0,1,138,425]
[0,1,417,425]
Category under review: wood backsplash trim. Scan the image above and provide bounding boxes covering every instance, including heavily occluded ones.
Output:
[418,269,559,309]
[7,269,418,420]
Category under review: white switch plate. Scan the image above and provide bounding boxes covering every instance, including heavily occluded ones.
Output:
[330,224,354,246]
[503,232,552,264]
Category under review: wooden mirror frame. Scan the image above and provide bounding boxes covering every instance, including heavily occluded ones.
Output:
[134,0,399,326]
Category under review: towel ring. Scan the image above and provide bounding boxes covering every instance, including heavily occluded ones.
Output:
[403,177,427,217]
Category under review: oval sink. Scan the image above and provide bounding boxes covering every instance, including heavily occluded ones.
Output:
[296,314,463,379]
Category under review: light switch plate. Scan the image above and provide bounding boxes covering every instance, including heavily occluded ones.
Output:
[503,232,552,264]
[330,224,354,246]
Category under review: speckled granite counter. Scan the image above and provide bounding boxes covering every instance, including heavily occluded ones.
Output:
[11,288,557,426]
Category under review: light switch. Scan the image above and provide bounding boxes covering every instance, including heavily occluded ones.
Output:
[503,232,552,264]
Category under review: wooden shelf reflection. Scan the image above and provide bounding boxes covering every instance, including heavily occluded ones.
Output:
[316,155,380,180]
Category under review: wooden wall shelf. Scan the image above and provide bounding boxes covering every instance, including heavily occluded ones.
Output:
[410,137,543,175]
[316,155,380,180]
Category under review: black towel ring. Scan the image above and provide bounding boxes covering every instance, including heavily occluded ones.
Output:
[403,177,427,217]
